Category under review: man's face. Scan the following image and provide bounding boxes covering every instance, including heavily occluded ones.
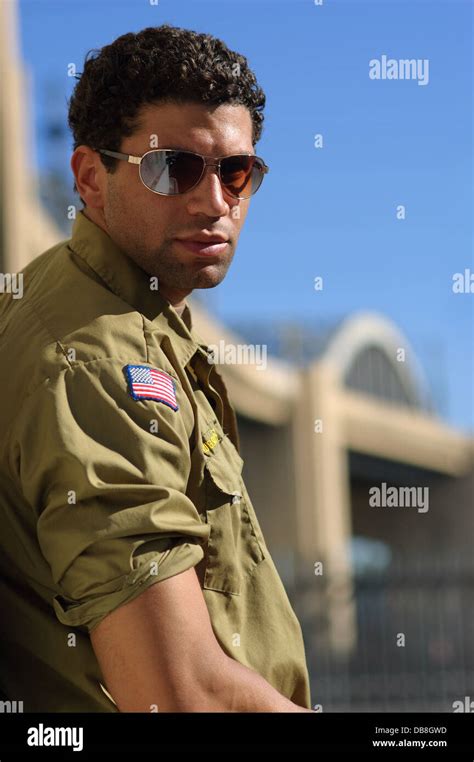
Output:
[98,102,254,302]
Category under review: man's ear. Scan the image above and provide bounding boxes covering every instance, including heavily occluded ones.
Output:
[71,146,107,209]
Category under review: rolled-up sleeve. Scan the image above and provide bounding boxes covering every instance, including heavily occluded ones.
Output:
[8,358,209,633]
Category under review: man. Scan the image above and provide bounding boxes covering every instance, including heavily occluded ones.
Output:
[0,24,312,712]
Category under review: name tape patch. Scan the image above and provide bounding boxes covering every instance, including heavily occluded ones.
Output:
[202,427,221,454]
[124,364,179,411]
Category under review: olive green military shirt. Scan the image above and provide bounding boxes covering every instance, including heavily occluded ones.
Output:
[0,210,311,711]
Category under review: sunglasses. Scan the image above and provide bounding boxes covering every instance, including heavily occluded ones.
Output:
[98,148,270,199]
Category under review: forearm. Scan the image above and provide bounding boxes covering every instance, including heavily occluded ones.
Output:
[92,568,313,713]
[191,653,313,713]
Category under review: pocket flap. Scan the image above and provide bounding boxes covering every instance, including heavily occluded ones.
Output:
[204,445,243,497]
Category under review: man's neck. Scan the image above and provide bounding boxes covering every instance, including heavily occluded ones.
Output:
[81,208,191,316]
[173,301,186,317]
[156,284,192,315]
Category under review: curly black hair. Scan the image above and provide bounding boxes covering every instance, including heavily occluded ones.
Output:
[68,24,266,194]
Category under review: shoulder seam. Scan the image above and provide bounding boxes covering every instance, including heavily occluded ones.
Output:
[141,313,150,364]
[21,299,75,370]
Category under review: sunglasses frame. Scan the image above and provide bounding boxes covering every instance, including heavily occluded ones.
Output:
[97,148,270,199]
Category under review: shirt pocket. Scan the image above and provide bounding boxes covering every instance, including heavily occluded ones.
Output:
[202,434,265,596]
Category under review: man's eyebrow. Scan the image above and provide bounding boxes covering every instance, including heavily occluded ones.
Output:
[156,145,189,151]
[153,145,255,156]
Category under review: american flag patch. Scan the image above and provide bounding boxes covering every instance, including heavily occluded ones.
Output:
[124,364,179,411]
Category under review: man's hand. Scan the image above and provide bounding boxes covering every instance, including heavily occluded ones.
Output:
[90,566,312,712]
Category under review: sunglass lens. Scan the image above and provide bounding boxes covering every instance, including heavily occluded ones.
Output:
[220,156,264,198]
[140,151,203,194]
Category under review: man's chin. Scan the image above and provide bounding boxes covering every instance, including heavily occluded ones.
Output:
[190,278,223,291]
[189,264,229,289]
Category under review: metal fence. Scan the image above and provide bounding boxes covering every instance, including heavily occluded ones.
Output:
[289,557,474,712]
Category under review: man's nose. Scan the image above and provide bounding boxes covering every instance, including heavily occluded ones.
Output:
[188,163,231,216]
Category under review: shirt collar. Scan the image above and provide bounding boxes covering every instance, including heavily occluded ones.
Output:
[69,210,210,368]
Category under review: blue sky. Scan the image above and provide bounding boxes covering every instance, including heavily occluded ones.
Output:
[18,0,473,430]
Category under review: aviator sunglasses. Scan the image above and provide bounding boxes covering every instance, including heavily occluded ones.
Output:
[98,148,270,199]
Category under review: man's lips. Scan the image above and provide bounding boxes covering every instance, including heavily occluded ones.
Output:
[174,239,229,256]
